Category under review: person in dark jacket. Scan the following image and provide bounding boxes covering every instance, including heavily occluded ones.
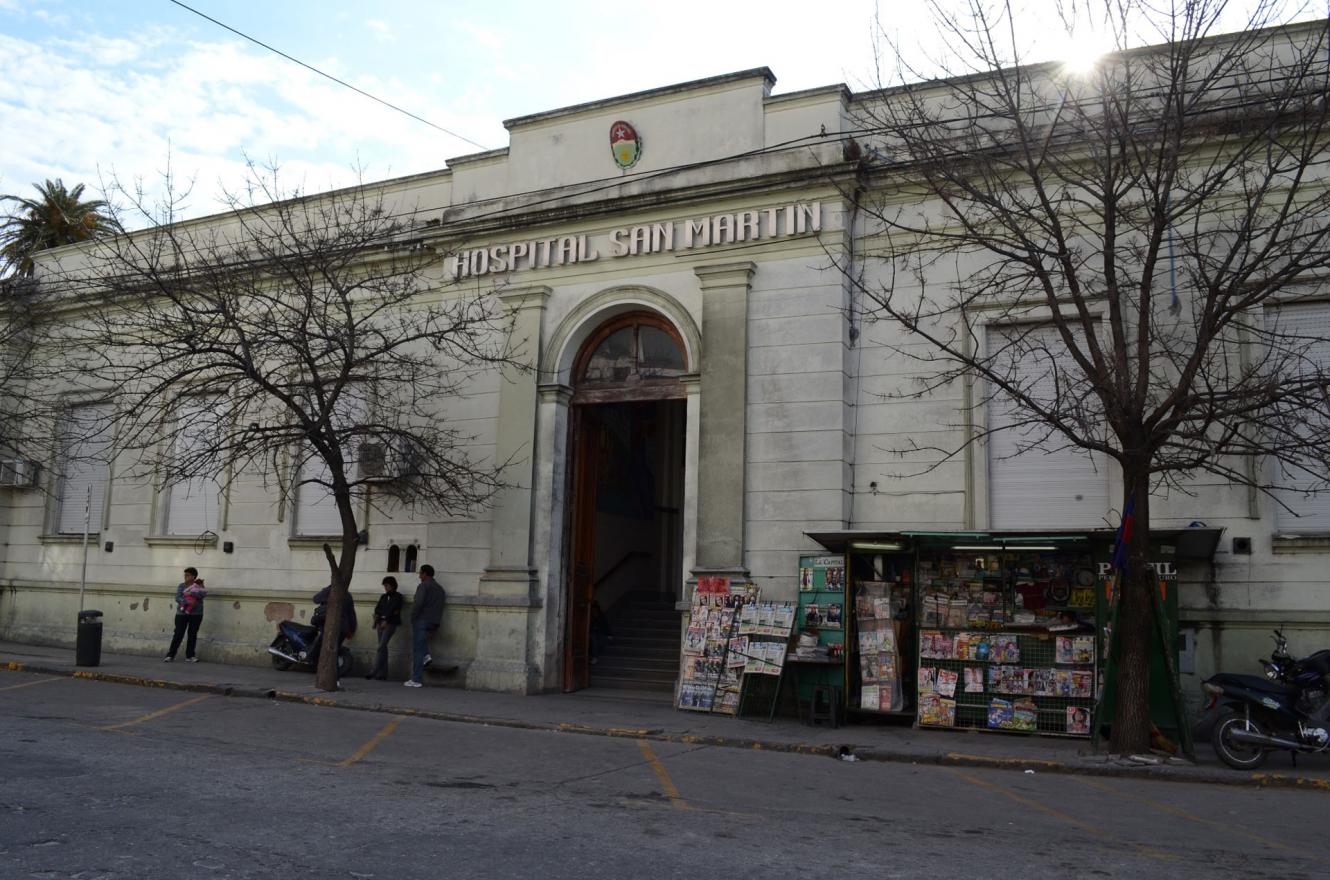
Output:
[365,576,403,680]
[312,584,357,647]
[405,564,445,687]
[164,567,206,662]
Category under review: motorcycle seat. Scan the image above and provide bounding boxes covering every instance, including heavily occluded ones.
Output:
[1208,672,1298,699]
[279,621,318,639]
[1299,650,1330,677]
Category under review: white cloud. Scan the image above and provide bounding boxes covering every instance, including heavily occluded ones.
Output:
[0,18,502,222]
[365,19,394,42]
[455,20,505,53]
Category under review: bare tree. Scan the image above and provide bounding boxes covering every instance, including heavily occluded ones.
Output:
[0,276,52,469]
[849,2,1330,751]
[44,166,523,690]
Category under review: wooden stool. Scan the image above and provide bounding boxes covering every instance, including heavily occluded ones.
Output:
[808,684,843,727]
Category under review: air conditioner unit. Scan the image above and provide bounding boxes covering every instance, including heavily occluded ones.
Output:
[357,442,388,481]
[0,459,41,489]
[356,439,420,484]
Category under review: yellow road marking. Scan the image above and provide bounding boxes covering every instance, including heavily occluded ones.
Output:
[338,716,406,767]
[638,739,693,811]
[947,768,1179,862]
[0,676,60,693]
[100,694,211,731]
[1071,776,1323,863]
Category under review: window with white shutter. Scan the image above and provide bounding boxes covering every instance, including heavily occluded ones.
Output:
[986,324,1109,529]
[295,456,343,536]
[163,397,221,536]
[293,389,367,537]
[55,404,113,535]
[1269,301,1330,532]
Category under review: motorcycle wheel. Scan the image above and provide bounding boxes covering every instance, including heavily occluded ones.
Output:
[270,636,295,671]
[1212,710,1270,770]
[337,647,354,678]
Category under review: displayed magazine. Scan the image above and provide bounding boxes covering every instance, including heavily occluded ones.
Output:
[726,637,749,668]
[1055,635,1095,664]
[738,603,757,635]
[1066,705,1091,735]
[1031,668,1056,697]
[993,635,1021,663]
[936,668,959,698]
[873,597,893,620]
[1012,698,1038,732]
[919,693,956,727]
[1071,670,1094,697]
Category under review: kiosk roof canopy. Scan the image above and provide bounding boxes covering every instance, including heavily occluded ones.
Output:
[804,528,1222,560]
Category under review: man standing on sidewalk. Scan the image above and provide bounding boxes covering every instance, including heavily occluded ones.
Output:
[405,564,445,688]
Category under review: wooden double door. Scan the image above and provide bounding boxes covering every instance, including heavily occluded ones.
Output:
[563,398,685,691]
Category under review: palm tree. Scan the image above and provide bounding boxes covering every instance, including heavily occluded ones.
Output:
[1,179,116,276]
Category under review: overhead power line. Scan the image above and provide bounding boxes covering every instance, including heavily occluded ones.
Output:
[167,0,490,151]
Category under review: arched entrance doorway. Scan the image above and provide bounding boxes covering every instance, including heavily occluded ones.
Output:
[564,312,688,693]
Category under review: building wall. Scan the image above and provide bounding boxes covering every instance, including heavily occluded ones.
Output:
[3,59,1328,699]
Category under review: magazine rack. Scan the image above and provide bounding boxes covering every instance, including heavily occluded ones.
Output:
[913,548,1098,736]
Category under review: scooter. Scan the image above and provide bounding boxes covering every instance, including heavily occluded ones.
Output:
[268,600,355,677]
[1201,629,1330,769]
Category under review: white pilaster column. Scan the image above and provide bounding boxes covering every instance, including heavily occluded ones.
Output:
[471,285,549,693]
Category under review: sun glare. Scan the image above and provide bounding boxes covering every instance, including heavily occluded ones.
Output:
[1059,30,1112,75]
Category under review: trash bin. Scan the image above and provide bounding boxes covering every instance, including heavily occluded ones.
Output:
[75,609,103,667]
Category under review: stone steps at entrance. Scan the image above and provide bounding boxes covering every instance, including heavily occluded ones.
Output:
[590,593,680,692]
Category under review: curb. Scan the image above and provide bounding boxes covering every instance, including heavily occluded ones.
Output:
[6,659,1329,791]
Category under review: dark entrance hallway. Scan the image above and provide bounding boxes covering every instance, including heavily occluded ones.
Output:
[564,313,688,693]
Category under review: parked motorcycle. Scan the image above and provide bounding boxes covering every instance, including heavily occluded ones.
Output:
[268,596,355,677]
[1202,629,1330,769]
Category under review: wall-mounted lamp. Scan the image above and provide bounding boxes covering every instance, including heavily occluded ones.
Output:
[850,541,903,552]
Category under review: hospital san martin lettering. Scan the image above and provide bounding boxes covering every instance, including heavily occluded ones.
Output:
[448,201,822,279]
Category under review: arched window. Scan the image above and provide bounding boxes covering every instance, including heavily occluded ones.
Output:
[573,313,687,402]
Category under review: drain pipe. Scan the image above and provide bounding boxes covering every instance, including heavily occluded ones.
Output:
[78,484,92,613]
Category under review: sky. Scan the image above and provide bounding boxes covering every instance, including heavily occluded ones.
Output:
[0,0,1319,220]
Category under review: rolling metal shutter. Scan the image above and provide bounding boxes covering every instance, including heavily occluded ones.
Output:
[164,398,220,536]
[56,405,112,534]
[294,391,366,536]
[986,325,1109,529]
[1270,301,1330,532]
[295,457,342,536]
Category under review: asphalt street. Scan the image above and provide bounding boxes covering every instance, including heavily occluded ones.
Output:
[2,668,1327,880]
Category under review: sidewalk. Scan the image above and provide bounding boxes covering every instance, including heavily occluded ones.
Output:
[3,639,1328,791]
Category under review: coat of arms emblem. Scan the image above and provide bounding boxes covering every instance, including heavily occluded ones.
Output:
[609,121,641,169]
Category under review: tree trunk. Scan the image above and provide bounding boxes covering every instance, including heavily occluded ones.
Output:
[315,532,359,691]
[1111,464,1154,754]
